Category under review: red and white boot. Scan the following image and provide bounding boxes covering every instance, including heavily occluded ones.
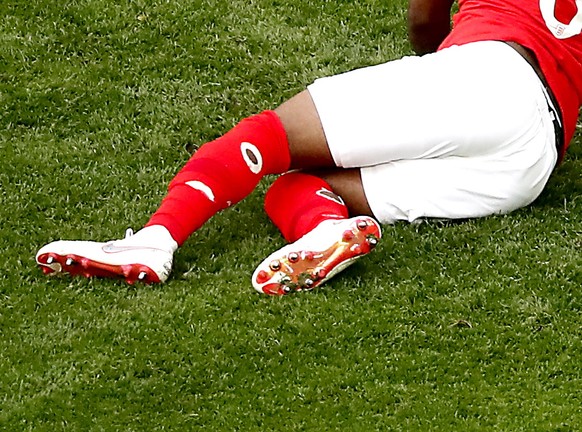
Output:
[36,225,178,284]
[252,216,381,295]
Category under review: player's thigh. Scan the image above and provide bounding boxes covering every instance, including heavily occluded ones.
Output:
[308,41,549,168]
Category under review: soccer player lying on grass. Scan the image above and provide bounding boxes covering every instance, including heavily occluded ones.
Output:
[37,0,582,295]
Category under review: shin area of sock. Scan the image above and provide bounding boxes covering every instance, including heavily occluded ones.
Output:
[145,111,291,246]
[264,172,349,243]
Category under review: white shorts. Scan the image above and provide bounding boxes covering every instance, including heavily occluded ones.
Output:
[308,41,558,223]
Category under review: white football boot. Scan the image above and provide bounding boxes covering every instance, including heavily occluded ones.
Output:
[36,225,178,284]
[252,216,381,295]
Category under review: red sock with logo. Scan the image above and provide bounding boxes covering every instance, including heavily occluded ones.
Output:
[145,110,291,245]
[264,172,349,243]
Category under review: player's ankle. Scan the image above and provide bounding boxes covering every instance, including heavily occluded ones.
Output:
[132,225,179,253]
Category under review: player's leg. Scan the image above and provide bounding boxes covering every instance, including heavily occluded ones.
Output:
[35,92,338,284]
[138,89,340,248]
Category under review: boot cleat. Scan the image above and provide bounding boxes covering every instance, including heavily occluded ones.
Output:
[366,235,379,248]
[288,252,300,263]
[252,216,381,295]
[357,219,369,231]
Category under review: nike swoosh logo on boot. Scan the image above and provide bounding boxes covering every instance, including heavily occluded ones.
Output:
[101,243,167,253]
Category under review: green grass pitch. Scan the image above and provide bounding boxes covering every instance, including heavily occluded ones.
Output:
[1,0,581,429]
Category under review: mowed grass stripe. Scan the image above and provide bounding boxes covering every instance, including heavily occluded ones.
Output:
[1,0,581,429]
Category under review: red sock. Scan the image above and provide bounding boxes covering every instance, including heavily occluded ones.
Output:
[264,172,349,242]
[146,110,291,245]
